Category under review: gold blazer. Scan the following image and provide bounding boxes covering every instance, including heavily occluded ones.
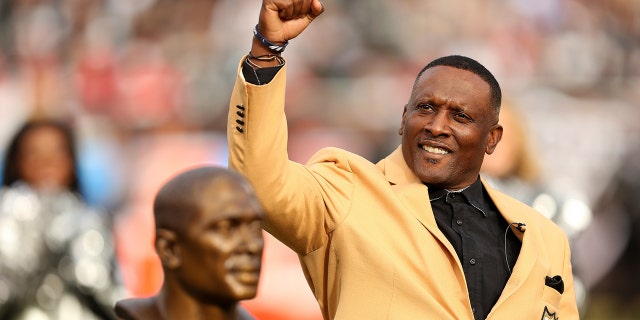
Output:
[227,59,579,320]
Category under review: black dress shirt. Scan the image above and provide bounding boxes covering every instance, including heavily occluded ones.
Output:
[429,177,521,320]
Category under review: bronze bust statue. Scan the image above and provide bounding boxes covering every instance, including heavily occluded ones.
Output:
[115,166,264,320]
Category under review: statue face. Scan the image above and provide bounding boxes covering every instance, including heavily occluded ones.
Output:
[177,177,265,302]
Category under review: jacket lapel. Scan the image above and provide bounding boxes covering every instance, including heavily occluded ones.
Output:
[377,146,460,262]
[377,147,543,312]
[484,181,541,312]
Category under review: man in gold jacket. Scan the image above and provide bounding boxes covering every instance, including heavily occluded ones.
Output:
[227,0,579,319]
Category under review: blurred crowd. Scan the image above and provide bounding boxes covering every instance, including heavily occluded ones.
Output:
[0,0,638,319]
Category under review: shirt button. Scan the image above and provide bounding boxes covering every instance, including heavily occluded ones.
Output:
[456,219,463,226]
[450,193,456,198]
[469,258,476,265]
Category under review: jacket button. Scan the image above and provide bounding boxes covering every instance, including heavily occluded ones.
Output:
[469,258,476,265]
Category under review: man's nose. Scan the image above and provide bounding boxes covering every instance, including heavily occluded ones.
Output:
[424,112,451,136]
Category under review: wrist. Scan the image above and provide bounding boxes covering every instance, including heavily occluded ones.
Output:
[253,24,289,54]
[245,51,284,69]
[249,37,283,68]
[251,34,278,56]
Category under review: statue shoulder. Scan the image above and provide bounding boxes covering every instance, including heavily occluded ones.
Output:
[237,305,256,320]
[115,297,161,320]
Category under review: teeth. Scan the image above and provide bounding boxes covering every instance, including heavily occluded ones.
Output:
[422,145,448,155]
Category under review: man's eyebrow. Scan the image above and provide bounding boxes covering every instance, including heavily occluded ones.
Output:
[450,105,467,112]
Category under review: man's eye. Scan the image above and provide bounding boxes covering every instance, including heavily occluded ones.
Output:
[455,112,471,121]
[417,104,434,111]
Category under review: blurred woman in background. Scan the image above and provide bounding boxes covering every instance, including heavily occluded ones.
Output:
[0,119,124,320]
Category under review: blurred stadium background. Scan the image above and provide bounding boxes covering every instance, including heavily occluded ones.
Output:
[0,0,639,319]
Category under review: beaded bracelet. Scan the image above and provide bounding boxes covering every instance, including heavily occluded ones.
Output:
[253,24,289,53]
[245,53,285,70]
[247,52,285,63]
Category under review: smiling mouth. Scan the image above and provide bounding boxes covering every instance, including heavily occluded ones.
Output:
[421,144,449,155]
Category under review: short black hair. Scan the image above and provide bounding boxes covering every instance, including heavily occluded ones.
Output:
[414,55,502,113]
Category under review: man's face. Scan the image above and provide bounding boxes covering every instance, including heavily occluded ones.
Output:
[400,65,502,190]
[178,178,264,303]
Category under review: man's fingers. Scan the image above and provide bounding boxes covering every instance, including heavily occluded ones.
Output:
[292,0,303,17]
[299,0,312,18]
[258,0,325,43]
[278,2,294,20]
[310,0,324,19]
[276,0,323,21]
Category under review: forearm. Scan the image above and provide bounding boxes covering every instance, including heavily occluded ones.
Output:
[228,0,329,253]
[227,59,290,182]
[227,61,328,253]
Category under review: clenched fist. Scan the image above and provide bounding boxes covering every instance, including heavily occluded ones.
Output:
[258,0,324,46]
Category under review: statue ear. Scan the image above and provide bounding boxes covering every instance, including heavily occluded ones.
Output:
[155,228,181,269]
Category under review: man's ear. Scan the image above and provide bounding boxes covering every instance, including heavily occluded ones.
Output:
[485,124,503,155]
[155,228,181,269]
[398,104,408,135]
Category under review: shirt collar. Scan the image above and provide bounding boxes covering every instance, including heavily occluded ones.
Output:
[427,177,487,216]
